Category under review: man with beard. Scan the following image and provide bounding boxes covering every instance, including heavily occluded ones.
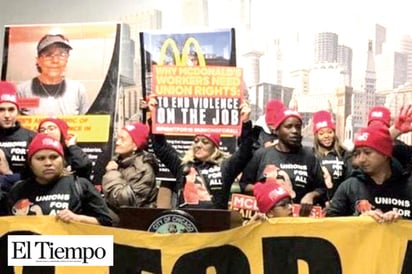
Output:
[239,107,326,209]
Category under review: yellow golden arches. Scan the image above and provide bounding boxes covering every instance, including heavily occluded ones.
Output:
[158,37,206,66]
[181,37,206,66]
[158,38,181,66]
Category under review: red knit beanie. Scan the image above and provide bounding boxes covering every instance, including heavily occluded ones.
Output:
[0,81,19,108]
[253,181,291,213]
[312,110,335,134]
[28,133,64,159]
[265,99,285,126]
[195,133,221,147]
[272,108,302,130]
[367,106,391,127]
[38,118,69,140]
[354,126,393,157]
[123,122,150,149]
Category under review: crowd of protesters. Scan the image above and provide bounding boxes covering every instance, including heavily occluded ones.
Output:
[1,78,412,229]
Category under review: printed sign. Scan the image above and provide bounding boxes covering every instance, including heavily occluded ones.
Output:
[152,65,243,135]
[147,210,198,233]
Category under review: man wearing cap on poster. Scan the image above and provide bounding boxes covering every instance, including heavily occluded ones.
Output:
[239,106,326,215]
[17,33,89,115]
[327,126,412,222]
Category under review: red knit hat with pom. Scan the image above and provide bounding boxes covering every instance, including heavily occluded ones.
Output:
[265,99,285,127]
[123,122,150,149]
[253,181,291,213]
[272,108,302,130]
[367,106,391,127]
[354,126,393,157]
[312,110,335,134]
[28,133,64,159]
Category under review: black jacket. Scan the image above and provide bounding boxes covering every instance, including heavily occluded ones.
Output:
[151,121,254,209]
[8,175,112,226]
[0,121,36,174]
[327,161,412,219]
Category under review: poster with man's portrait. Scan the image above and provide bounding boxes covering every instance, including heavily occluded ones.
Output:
[1,22,133,184]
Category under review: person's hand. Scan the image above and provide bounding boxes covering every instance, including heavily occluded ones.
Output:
[300,192,315,205]
[0,149,12,175]
[382,210,400,223]
[246,212,268,224]
[146,94,158,113]
[56,209,80,223]
[394,104,412,133]
[65,134,77,147]
[105,160,118,171]
[361,209,399,223]
[321,166,333,189]
[239,101,251,122]
[139,98,148,109]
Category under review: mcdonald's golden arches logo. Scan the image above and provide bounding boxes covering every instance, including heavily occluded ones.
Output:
[159,37,206,66]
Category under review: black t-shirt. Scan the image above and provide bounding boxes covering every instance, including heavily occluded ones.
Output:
[240,146,326,203]
[8,175,112,226]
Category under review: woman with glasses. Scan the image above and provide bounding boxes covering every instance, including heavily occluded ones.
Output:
[37,117,92,179]
[17,34,89,115]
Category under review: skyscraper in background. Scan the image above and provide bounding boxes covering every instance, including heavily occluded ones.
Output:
[375,24,386,55]
[314,32,338,63]
[399,35,412,83]
[338,45,353,86]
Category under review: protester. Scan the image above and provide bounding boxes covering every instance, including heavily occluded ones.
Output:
[37,117,92,179]
[239,107,326,212]
[311,110,353,200]
[0,81,36,180]
[148,98,254,209]
[102,122,158,208]
[362,105,412,171]
[327,126,412,222]
[17,34,89,115]
[7,133,112,225]
[254,180,293,218]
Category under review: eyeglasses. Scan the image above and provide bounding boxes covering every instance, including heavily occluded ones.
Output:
[39,125,58,133]
[40,51,69,61]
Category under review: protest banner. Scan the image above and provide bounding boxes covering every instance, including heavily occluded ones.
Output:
[151,65,243,135]
[1,216,412,273]
[140,29,238,180]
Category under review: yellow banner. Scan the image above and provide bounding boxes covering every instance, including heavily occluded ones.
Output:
[18,115,111,142]
[1,216,412,273]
